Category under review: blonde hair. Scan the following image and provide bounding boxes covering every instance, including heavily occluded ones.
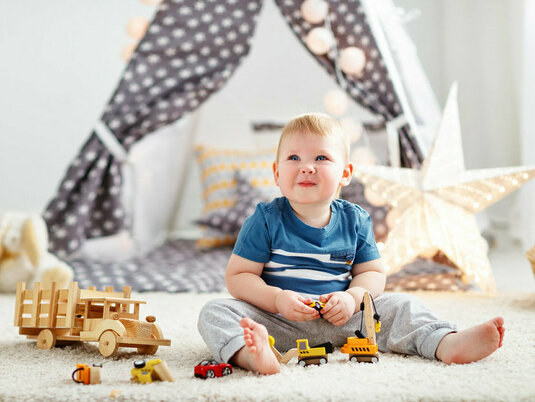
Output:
[277,113,350,162]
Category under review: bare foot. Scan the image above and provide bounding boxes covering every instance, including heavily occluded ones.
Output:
[436,317,505,365]
[230,318,280,374]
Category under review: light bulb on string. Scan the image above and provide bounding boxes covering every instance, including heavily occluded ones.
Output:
[323,89,349,116]
[306,27,335,55]
[339,47,366,76]
[126,17,150,40]
[301,0,329,24]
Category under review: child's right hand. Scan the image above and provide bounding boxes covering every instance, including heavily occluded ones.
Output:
[275,290,319,321]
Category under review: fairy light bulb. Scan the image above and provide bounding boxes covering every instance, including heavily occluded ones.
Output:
[323,89,349,115]
[305,27,335,55]
[339,47,366,76]
[126,17,150,40]
[300,0,328,24]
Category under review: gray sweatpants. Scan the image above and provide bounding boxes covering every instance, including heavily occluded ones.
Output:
[197,292,456,363]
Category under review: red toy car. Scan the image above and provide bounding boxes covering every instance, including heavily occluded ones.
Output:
[194,360,233,379]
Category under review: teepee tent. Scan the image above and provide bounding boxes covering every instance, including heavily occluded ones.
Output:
[44,0,439,261]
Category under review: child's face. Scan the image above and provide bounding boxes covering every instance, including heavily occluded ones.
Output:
[273,131,353,206]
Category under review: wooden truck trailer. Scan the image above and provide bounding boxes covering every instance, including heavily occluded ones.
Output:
[14,281,171,357]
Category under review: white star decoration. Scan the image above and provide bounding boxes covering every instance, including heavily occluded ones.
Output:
[355,84,535,293]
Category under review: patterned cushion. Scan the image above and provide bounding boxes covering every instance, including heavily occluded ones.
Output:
[196,170,270,236]
[195,145,280,248]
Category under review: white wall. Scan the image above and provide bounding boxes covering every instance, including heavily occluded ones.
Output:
[0,0,154,214]
[398,0,525,239]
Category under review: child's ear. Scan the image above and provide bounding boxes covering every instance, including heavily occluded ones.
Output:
[340,162,354,187]
[272,161,280,186]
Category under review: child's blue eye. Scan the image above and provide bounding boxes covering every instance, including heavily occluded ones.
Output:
[288,155,299,161]
[316,155,327,161]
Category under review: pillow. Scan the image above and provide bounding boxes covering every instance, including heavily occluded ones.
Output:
[196,170,271,236]
[195,145,280,248]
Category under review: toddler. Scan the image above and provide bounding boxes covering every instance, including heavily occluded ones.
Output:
[198,113,504,374]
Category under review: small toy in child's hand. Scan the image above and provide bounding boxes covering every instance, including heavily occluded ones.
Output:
[308,300,325,317]
[194,360,233,379]
[72,363,102,385]
[131,359,174,383]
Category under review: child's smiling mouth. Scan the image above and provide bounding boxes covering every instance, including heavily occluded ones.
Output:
[298,181,316,187]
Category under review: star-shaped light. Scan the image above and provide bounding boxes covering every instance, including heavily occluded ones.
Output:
[355,84,535,293]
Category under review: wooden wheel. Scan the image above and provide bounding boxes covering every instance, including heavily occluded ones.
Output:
[37,329,56,350]
[99,330,118,357]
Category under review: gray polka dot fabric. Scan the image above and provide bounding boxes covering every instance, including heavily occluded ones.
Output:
[195,171,270,235]
[44,0,263,257]
[44,0,424,259]
[68,239,231,292]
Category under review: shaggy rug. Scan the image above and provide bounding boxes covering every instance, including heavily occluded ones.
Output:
[1,290,534,401]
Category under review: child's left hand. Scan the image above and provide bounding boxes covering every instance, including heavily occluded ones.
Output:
[319,292,356,327]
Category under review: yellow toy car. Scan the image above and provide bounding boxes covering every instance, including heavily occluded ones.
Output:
[131,359,174,383]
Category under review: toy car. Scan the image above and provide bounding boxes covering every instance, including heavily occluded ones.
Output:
[194,360,233,379]
[308,300,325,317]
[131,359,174,383]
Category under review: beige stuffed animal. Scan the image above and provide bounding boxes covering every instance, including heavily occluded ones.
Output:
[0,212,74,292]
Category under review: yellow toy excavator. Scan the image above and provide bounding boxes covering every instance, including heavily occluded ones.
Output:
[341,291,381,363]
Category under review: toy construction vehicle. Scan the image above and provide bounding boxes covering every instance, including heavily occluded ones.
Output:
[14,282,171,357]
[341,291,381,363]
[72,363,102,385]
[131,359,174,383]
[296,339,333,366]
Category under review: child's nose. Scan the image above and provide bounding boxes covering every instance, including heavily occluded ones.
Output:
[300,164,315,174]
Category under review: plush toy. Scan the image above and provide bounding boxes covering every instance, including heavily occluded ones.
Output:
[0,212,74,292]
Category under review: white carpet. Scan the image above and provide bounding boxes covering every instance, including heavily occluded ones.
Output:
[1,290,534,401]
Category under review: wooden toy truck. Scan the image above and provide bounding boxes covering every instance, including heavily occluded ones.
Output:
[14,281,171,357]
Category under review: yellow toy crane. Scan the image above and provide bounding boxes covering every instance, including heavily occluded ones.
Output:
[341,291,381,363]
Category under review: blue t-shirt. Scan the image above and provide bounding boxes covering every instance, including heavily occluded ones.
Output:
[232,197,381,298]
